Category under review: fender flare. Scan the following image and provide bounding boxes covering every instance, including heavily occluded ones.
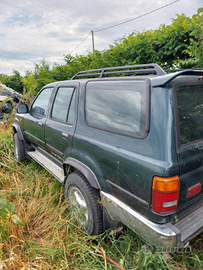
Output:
[12,123,24,141]
[63,158,101,190]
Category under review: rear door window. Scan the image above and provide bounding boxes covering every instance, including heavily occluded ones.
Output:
[51,87,75,124]
[177,84,203,145]
[85,80,149,138]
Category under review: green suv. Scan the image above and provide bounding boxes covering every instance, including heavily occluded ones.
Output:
[12,64,203,249]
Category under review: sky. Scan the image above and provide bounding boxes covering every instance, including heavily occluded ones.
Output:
[0,0,202,76]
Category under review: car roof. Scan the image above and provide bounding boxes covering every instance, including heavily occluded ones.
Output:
[44,67,203,89]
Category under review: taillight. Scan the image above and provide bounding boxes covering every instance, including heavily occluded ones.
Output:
[152,176,180,214]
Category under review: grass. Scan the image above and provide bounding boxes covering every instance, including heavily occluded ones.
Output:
[0,121,203,269]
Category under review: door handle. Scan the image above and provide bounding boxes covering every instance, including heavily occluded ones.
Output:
[38,122,43,128]
[62,132,69,139]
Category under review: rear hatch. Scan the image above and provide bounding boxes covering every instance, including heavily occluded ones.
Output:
[173,73,203,211]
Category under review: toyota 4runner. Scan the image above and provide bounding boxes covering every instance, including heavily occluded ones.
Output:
[12,63,203,249]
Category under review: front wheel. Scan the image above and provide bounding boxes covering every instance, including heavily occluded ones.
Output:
[65,171,103,235]
[13,133,25,162]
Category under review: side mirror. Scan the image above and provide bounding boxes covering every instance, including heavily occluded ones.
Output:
[17,104,29,114]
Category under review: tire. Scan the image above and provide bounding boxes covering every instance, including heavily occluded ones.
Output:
[65,171,103,235]
[13,133,25,162]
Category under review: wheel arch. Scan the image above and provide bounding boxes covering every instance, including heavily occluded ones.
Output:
[12,123,24,141]
[63,158,101,190]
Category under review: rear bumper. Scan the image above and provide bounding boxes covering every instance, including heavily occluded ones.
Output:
[101,192,203,248]
[174,204,203,244]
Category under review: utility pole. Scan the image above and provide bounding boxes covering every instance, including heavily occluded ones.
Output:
[91,30,95,52]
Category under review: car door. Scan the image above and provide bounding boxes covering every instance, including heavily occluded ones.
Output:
[23,87,54,150]
[44,82,79,163]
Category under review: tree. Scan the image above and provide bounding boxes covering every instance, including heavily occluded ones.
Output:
[187,8,203,67]
[0,70,24,93]
[33,59,54,90]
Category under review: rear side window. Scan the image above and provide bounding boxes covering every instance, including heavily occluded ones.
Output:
[177,84,203,145]
[85,80,149,138]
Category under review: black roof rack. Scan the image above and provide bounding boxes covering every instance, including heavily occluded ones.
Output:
[71,63,166,80]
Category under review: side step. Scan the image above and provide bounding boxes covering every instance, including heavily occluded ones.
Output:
[27,150,64,183]
[174,204,203,243]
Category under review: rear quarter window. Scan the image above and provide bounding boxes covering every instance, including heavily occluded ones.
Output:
[85,80,149,138]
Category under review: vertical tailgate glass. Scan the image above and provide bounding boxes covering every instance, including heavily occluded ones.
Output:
[176,83,203,208]
[177,85,203,145]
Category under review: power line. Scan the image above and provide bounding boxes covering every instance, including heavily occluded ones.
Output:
[34,0,91,30]
[51,0,181,61]
[96,31,119,42]
[0,0,91,63]
[36,0,62,12]
[69,32,91,55]
[0,0,42,19]
[34,0,76,24]
[0,0,181,64]
[0,0,85,29]
[70,0,180,56]
[95,0,180,33]
[55,32,91,64]
[28,0,57,14]
[0,0,87,38]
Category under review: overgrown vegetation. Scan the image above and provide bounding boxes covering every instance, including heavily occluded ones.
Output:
[0,121,203,269]
[0,70,24,94]
[0,9,203,95]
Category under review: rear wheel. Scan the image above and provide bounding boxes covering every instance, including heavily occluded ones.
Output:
[65,171,103,235]
[13,133,25,162]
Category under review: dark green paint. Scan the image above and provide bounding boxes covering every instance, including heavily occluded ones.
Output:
[13,70,203,225]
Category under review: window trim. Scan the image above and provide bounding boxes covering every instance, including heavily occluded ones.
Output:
[66,89,76,124]
[173,80,203,151]
[84,78,151,139]
[50,86,76,125]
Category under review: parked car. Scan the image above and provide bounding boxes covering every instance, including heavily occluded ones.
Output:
[0,83,21,120]
[12,63,203,249]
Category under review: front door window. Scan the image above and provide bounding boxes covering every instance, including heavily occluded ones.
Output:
[31,88,53,116]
